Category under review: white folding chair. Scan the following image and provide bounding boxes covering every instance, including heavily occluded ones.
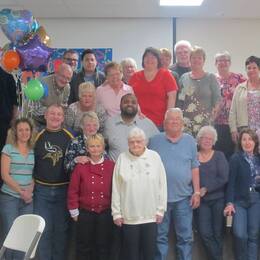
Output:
[0,214,45,260]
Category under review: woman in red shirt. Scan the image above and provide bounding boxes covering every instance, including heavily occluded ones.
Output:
[67,134,115,260]
[129,47,178,130]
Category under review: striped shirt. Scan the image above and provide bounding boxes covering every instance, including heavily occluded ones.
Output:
[1,144,34,198]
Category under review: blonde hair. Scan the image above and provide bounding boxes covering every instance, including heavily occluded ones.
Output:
[190,46,206,61]
[86,133,105,148]
[160,48,172,59]
[78,82,96,98]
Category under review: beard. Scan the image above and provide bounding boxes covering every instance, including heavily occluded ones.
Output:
[121,106,138,118]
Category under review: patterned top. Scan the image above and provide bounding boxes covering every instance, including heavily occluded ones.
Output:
[1,144,34,198]
[247,89,260,131]
[214,72,246,125]
[64,133,108,174]
[243,152,260,188]
[64,134,87,174]
[179,72,220,137]
[65,101,107,134]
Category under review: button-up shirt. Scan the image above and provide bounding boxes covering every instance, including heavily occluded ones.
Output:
[67,158,115,215]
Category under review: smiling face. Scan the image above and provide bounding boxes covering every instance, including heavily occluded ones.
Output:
[246,62,260,80]
[120,94,138,118]
[106,67,123,88]
[190,53,205,71]
[199,133,215,152]
[45,106,64,130]
[63,52,79,71]
[143,52,159,70]
[82,119,99,137]
[128,136,146,156]
[16,122,32,144]
[175,45,191,66]
[164,111,184,137]
[241,133,256,154]
[215,56,231,74]
[160,53,172,69]
[55,65,73,88]
[122,64,136,81]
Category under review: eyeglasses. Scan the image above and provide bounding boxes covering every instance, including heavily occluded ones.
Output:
[64,57,78,62]
[216,59,230,63]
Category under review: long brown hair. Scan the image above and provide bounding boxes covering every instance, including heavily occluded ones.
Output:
[9,118,35,149]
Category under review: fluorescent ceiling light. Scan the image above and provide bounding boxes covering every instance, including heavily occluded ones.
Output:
[160,0,204,6]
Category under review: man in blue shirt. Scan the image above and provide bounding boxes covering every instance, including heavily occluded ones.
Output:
[149,107,200,260]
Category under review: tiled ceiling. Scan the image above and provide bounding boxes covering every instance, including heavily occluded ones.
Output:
[0,0,258,18]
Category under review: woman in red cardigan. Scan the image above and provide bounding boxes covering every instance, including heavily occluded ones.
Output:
[67,133,115,260]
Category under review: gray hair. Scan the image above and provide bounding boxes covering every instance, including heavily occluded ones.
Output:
[128,127,146,141]
[164,107,184,120]
[196,125,218,145]
[174,40,192,54]
[80,111,100,131]
[215,51,231,62]
[121,58,137,70]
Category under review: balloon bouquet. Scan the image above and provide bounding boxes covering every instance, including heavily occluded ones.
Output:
[0,8,53,116]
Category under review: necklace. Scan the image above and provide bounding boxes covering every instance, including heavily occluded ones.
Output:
[199,150,214,162]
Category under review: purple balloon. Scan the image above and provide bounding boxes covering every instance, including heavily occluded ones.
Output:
[17,35,54,72]
[0,9,34,44]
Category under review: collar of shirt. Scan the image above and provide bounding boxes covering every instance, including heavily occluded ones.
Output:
[126,148,149,160]
[90,156,104,165]
[52,76,66,95]
[115,115,138,125]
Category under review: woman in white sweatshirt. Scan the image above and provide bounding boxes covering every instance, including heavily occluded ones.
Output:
[111,127,167,260]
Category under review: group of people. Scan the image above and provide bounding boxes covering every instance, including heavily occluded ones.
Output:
[0,39,260,260]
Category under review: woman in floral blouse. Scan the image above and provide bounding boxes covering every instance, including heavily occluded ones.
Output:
[214,51,246,160]
[178,46,220,137]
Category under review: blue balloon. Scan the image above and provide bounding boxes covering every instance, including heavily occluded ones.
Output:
[0,8,35,44]
[41,81,49,97]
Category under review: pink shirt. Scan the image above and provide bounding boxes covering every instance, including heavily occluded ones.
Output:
[96,83,133,117]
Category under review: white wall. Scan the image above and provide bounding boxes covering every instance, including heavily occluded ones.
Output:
[1,17,260,74]
[40,18,173,68]
[177,18,260,74]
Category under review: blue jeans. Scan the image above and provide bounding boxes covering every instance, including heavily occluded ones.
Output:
[155,197,193,260]
[34,184,69,260]
[0,192,33,260]
[196,198,224,260]
[232,192,260,260]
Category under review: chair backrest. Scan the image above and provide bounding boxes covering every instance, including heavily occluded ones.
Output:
[3,214,45,258]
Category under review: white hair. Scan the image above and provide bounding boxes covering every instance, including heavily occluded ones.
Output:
[174,40,192,54]
[80,111,100,131]
[164,107,184,120]
[121,58,137,69]
[128,127,146,141]
[196,125,218,145]
[214,51,231,62]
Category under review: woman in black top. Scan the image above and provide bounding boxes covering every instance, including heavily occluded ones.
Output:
[224,128,260,260]
[196,125,229,260]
